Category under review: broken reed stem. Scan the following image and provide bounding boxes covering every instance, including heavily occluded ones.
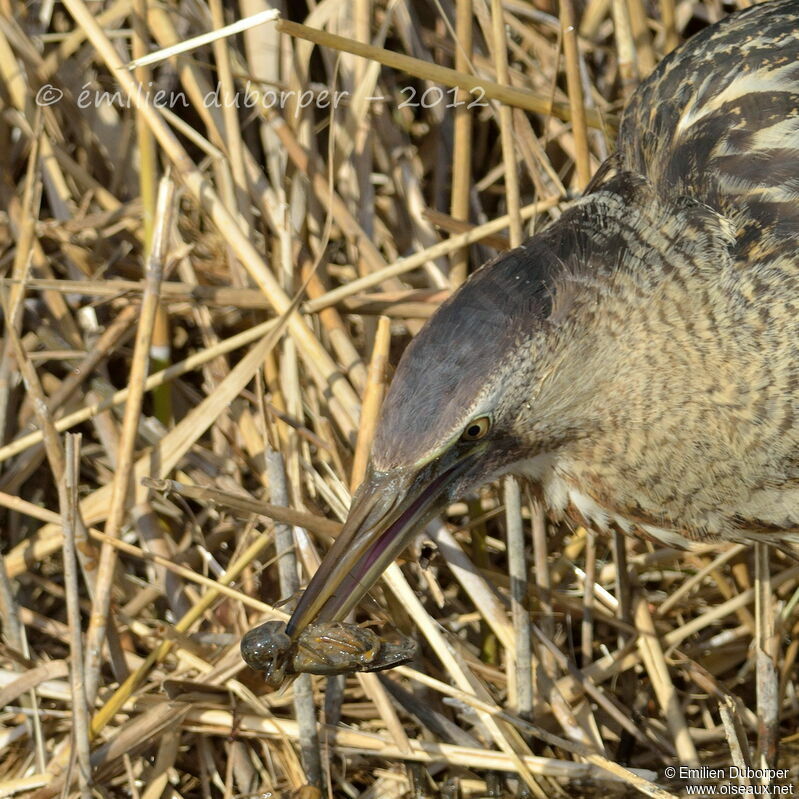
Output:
[84,175,174,707]
[143,478,342,536]
[138,0,172,433]
[62,434,92,799]
[127,7,280,69]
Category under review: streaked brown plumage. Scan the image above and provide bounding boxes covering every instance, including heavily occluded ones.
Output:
[283,0,799,638]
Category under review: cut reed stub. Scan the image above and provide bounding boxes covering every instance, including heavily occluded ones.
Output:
[241,620,417,688]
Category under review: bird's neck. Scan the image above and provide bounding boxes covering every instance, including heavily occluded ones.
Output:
[503,178,745,534]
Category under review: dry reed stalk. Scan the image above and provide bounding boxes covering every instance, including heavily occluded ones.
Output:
[275,19,611,129]
[531,497,554,690]
[61,434,92,799]
[86,527,279,737]
[449,0,473,286]
[580,0,612,39]
[304,196,560,311]
[559,0,592,189]
[350,316,391,490]
[301,266,368,393]
[268,448,322,788]
[581,529,596,664]
[633,594,699,766]
[184,703,656,781]
[490,0,522,247]
[62,0,363,431]
[0,318,281,468]
[208,0,252,233]
[0,124,41,450]
[627,0,657,76]
[660,0,679,52]
[127,8,281,69]
[431,523,514,650]
[755,542,778,775]
[0,277,280,307]
[381,560,542,792]
[333,314,414,755]
[505,477,532,718]
[90,521,282,615]
[142,479,342,536]
[24,320,296,788]
[612,0,638,98]
[84,175,173,706]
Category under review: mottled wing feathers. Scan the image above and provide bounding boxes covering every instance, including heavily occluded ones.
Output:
[617,0,799,259]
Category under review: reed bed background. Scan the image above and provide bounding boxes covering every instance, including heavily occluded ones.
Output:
[0,0,795,797]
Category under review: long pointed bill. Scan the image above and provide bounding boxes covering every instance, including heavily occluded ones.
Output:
[285,455,476,640]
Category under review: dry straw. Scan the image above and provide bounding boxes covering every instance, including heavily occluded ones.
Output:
[0,1,790,798]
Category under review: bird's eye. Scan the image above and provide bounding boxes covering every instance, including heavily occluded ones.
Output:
[461,416,491,441]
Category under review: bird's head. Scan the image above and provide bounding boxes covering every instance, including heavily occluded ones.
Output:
[285,234,580,639]
[284,173,722,639]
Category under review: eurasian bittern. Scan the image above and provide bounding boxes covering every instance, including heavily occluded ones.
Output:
[284,0,799,640]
